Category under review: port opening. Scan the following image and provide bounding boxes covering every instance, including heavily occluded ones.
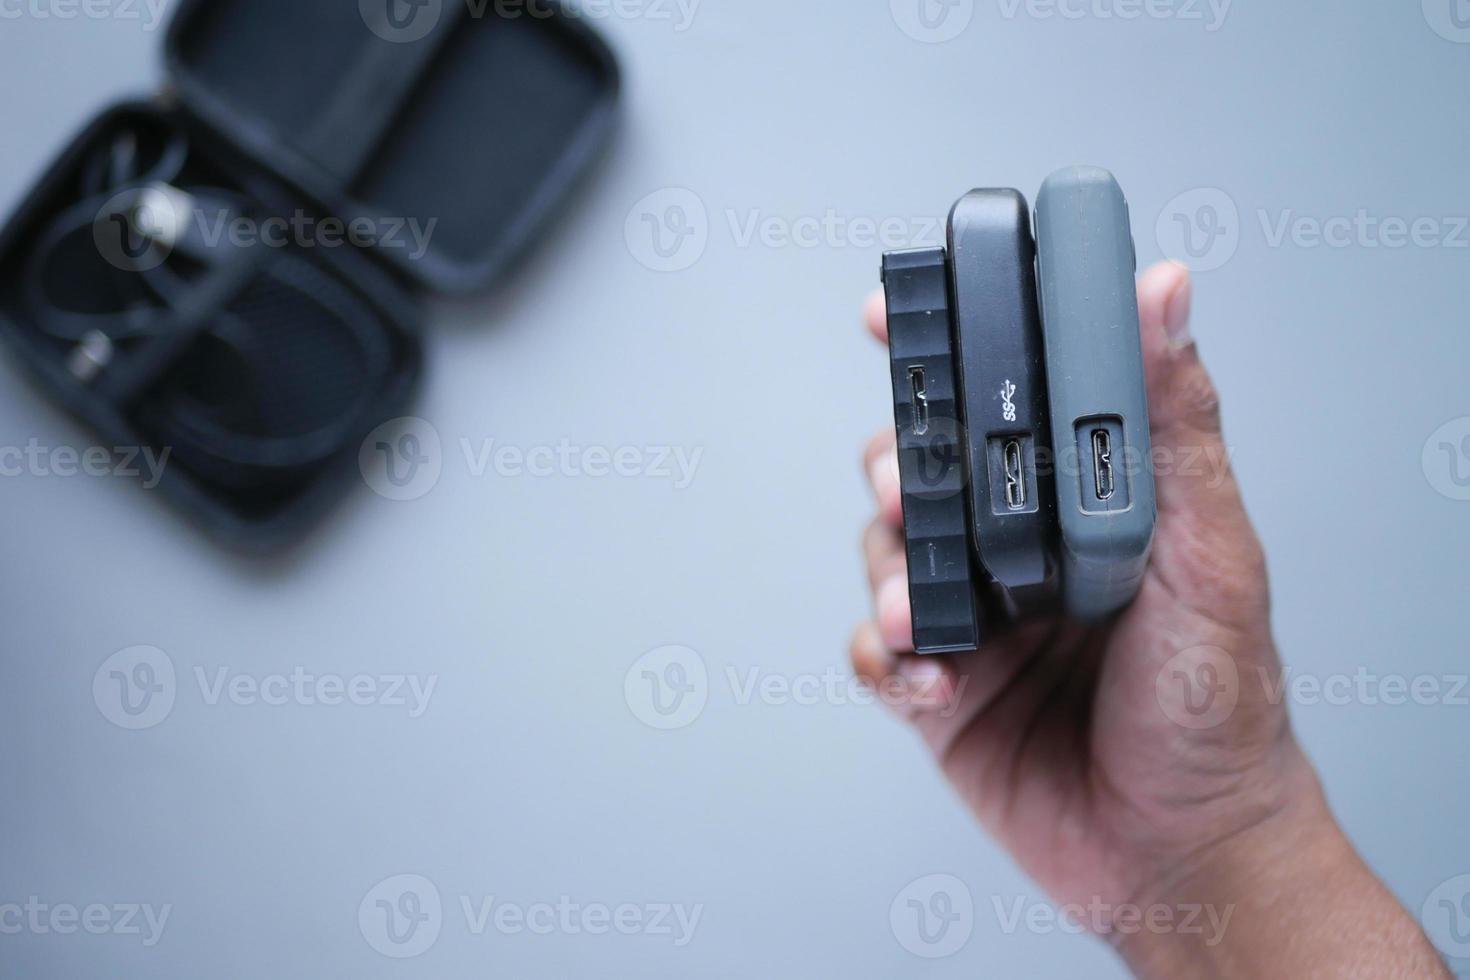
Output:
[1003,438,1027,511]
[908,366,929,436]
[987,435,1034,516]
[1091,428,1116,501]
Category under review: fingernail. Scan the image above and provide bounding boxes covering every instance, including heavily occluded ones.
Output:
[851,621,891,689]
[1164,262,1193,349]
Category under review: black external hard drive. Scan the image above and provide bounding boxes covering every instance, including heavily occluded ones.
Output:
[881,246,983,654]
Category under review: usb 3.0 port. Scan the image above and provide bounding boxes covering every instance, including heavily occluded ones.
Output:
[908,366,929,436]
[988,435,1033,515]
[1091,428,1115,501]
[1077,417,1128,513]
[1003,438,1027,510]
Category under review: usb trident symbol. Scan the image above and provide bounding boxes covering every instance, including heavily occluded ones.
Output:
[1000,380,1018,423]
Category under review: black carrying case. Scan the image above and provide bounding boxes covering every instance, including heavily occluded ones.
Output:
[0,0,620,550]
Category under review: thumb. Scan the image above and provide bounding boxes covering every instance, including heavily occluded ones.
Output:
[1136,261,1270,624]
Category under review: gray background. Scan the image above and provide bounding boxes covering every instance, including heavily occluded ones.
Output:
[2,1,1468,976]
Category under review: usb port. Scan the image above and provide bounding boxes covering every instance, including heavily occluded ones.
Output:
[1091,428,1115,501]
[1077,417,1128,513]
[988,435,1033,515]
[1003,438,1026,510]
[908,366,929,436]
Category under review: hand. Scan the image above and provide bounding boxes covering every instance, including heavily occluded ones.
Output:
[853,260,1448,976]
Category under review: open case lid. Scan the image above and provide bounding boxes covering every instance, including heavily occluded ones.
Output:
[163,0,620,294]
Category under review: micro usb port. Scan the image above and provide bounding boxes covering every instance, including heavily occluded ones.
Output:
[908,366,929,436]
[988,435,1034,515]
[1077,417,1128,514]
[1003,438,1027,511]
[1091,428,1115,501]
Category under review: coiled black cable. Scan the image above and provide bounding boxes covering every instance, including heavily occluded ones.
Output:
[25,120,396,491]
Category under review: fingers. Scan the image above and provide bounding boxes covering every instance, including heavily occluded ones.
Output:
[864,288,888,344]
[1135,260,1269,619]
[849,620,895,690]
[1137,261,1241,508]
[863,428,902,528]
[874,575,915,653]
[1135,261,1245,508]
[1137,262,1222,449]
[848,620,966,728]
[863,518,906,593]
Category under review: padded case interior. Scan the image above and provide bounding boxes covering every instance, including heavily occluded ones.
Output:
[0,2,619,548]
[165,0,620,292]
[0,103,422,547]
